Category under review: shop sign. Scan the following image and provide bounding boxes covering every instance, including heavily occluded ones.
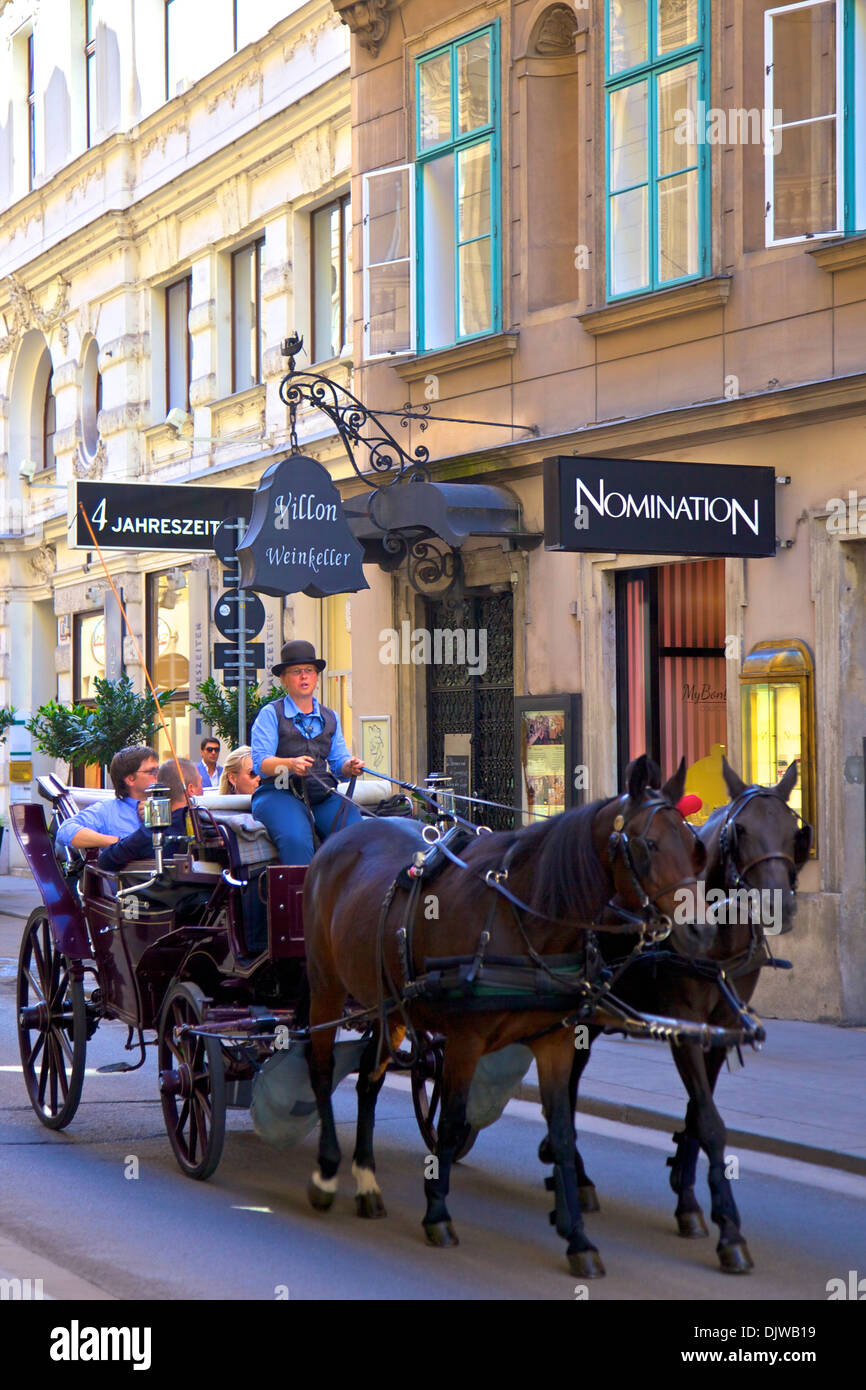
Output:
[544,456,776,558]
[72,482,253,551]
[237,454,368,598]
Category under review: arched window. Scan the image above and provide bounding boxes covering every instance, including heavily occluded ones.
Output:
[42,369,56,472]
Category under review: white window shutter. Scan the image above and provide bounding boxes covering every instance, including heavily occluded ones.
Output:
[362,164,416,360]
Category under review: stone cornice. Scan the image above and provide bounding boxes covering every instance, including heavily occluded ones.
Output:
[578,275,733,336]
[807,234,866,273]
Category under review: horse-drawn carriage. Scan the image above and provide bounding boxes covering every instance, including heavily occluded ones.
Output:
[12,774,463,1179]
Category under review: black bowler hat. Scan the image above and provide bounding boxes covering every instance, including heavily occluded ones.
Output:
[271,640,327,676]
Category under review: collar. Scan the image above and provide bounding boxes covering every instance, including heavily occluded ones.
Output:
[283,694,321,720]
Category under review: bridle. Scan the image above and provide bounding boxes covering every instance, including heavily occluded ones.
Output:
[718,787,802,894]
[603,793,701,939]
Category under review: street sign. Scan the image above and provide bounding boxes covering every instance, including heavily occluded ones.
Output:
[214,517,247,564]
[72,482,253,551]
[214,591,265,642]
[214,642,265,672]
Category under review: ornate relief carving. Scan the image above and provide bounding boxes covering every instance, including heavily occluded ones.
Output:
[72,438,107,480]
[330,0,391,58]
[206,69,261,114]
[29,546,56,583]
[530,4,579,55]
[0,274,71,356]
[141,120,189,160]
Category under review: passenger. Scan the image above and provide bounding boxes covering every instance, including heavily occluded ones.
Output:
[96,758,203,872]
[218,746,261,796]
[55,745,159,853]
[196,736,223,789]
[250,640,363,865]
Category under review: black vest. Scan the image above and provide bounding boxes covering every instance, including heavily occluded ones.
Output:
[263,702,338,793]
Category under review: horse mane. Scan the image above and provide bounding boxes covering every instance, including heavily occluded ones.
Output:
[524,799,615,925]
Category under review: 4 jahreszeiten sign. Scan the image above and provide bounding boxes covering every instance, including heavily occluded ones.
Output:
[72,481,253,550]
[543,456,776,557]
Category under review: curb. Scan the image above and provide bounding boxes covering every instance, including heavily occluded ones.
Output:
[514,1081,866,1178]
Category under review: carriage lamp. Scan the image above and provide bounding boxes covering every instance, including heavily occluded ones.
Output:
[424,773,456,829]
[142,785,173,831]
[740,640,815,849]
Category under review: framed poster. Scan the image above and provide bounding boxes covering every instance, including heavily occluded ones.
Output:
[514,695,582,823]
[444,732,472,816]
[360,715,391,778]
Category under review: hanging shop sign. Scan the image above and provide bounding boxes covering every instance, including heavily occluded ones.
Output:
[72,481,254,551]
[543,457,776,558]
[237,453,369,598]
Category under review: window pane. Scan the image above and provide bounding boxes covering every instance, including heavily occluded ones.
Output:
[342,198,352,355]
[772,2,836,126]
[610,185,648,293]
[608,0,648,73]
[772,119,837,237]
[658,62,697,175]
[419,50,451,150]
[458,238,491,337]
[368,263,411,355]
[166,280,189,410]
[313,205,342,361]
[422,153,456,349]
[368,169,410,264]
[657,0,697,54]
[232,244,258,390]
[76,612,105,700]
[458,143,490,241]
[658,169,698,280]
[610,81,648,190]
[43,373,56,471]
[457,31,491,135]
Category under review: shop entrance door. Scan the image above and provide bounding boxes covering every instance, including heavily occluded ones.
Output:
[425,589,514,829]
[616,559,728,819]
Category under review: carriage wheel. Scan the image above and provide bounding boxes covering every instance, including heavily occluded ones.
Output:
[16,908,87,1130]
[158,982,226,1181]
[411,1035,477,1161]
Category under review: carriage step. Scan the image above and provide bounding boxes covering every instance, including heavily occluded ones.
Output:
[96,1061,138,1073]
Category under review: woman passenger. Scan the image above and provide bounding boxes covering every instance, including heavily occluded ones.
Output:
[219,746,261,796]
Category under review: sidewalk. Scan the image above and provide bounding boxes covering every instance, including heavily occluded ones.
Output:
[2,873,864,1174]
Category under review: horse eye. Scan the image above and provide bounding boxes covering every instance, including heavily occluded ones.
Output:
[646,839,658,852]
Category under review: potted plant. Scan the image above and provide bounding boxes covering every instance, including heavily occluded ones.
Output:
[27,677,176,781]
[188,676,283,747]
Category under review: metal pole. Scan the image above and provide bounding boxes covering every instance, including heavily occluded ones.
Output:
[236,516,247,746]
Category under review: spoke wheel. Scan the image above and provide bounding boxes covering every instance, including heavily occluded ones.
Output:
[411,1035,477,1161]
[17,908,87,1130]
[158,982,226,1181]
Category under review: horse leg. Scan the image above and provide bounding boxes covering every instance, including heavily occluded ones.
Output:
[534,1035,605,1278]
[306,990,344,1212]
[352,1023,400,1219]
[538,1038,600,1212]
[667,1042,728,1237]
[423,1044,479,1248]
[670,1041,752,1273]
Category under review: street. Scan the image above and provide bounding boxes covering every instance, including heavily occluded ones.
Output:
[1,1000,864,1302]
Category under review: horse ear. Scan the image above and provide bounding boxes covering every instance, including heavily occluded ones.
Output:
[794,822,813,864]
[662,756,687,806]
[722,756,747,800]
[627,754,650,801]
[776,760,799,803]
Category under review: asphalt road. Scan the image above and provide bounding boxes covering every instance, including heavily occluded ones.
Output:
[0,992,864,1303]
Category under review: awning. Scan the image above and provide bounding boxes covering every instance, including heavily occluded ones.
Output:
[343,478,540,563]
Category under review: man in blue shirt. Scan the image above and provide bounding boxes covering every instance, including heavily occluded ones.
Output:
[250,640,363,865]
[55,745,159,852]
[196,737,223,789]
[97,757,202,871]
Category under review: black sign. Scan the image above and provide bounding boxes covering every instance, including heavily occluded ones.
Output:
[237,454,369,598]
[214,641,265,673]
[74,482,253,551]
[214,591,265,643]
[543,457,776,558]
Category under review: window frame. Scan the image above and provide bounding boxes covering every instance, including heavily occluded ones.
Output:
[27,32,36,190]
[414,22,501,353]
[311,193,352,364]
[362,162,416,361]
[85,0,96,148]
[764,0,847,246]
[604,0,710,301]
[230,237,264,393]
[165,275,192,414]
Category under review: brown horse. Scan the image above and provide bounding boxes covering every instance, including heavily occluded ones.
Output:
[302,754,708,1278]
[561,759,810,1272]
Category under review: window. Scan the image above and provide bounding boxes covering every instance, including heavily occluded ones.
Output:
[73,610,105,788]
[321,596,352,741]
[231,239,263,392]
[146,568,191,762]
[361,23,500,359]
[27,33,36,190]
[312,196,351,362]
[85,0,96,147]
[165,276,191,413]
[42,371,56,472]
[740,639,815,842]
[605,0,708,298]
[765,0,847,243]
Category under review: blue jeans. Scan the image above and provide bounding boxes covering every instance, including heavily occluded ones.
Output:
[251,781,362,865]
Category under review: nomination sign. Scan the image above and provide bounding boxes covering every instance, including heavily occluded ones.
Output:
[543,456,776,558]
[72,481,254,551]
[237,453,368,598]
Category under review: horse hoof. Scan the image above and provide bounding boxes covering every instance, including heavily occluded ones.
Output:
[677,1210,709,1239]
[568,1248,605,1279]
[355,1192,386,1219]
[424,1222,459,1248]
[578,1184,600,1213]
[718,1241,754,1274]
[307,1180,336,1212]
